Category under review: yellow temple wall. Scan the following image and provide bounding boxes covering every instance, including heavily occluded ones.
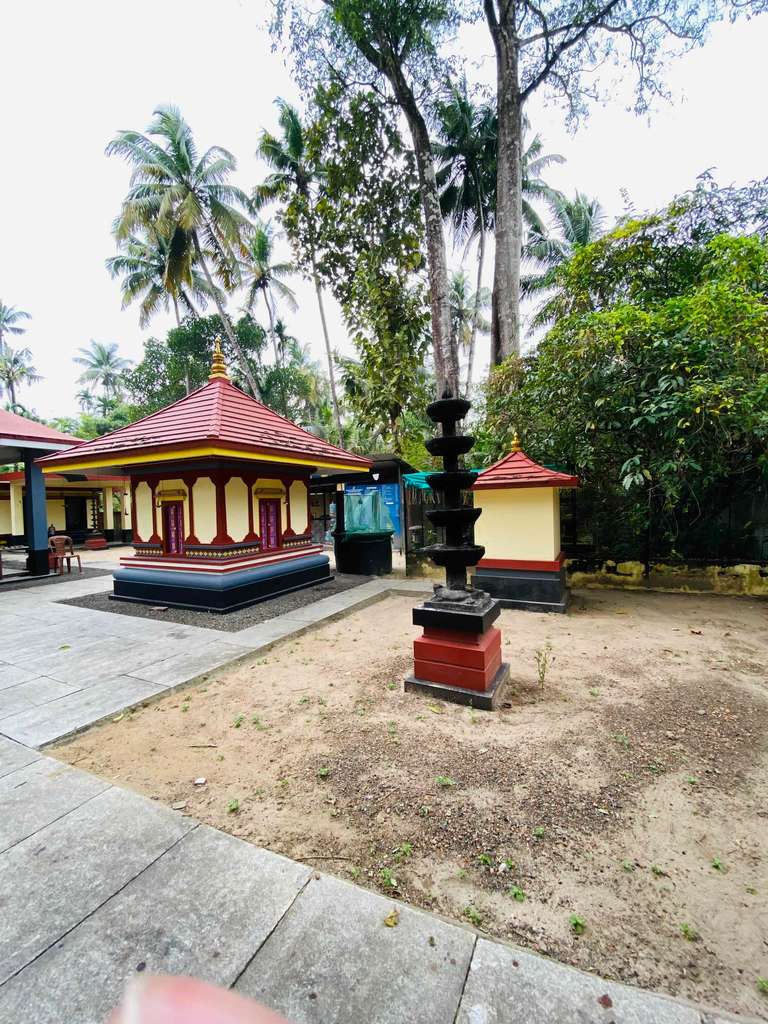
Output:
[474,487,560,562]
[134,481,154,541]
[289,480,308,533]
[192,477,216,544]
[47,498,66,531]
[225,477,250,542]
[0,501,10,535]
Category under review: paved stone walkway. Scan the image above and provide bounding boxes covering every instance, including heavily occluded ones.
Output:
[0,573,752,1023]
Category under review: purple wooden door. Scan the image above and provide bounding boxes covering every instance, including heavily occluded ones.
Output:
[259,499,281,551]
[163,502,184,555]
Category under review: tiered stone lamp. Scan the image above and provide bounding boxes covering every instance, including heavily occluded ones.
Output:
[471,434,579,613]
[36,342,371,611]
[405,396,509,711]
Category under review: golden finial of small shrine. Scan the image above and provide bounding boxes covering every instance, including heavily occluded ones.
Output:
[209,337,229,380]
[510,431,522,453]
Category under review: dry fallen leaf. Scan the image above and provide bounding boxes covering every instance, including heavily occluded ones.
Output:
[384,908,400,928]
[427,704,445,715]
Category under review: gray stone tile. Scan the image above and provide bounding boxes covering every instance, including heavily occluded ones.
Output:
[127,640,253,687]
[14,635,195,685]
[455,941,700,1024]
[1,633,105,667]
[0,786,194,984]
[0,689,34,720]
[0,675,166,747]
[237,872,475,1024]
[1,675,80,707]
[0,736,40,778]
[0,758,108,852]
[0,663,45,693]
[0,826,311,1024]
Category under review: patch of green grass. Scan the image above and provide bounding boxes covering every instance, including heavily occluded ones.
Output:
[298,695,311,706]
[621,860,635,872]
[711,857,724,872]
[232,713,245,729]
[746,886,758,895]
[227,798,240,814]
[685,775,699,785]
[533,826,546,839]
[569,914,586,935]
[680,923,699,941]
[588,687,600,697]
[651,864,668,877]
[394,842,413,861]
[387,720,398,738]
[436,776,456,788]
[613,732,630,749]
[456,868,467,880]
[317,767,331,780]
[379,867,397,890]
[463,905,482,927]
[503,857,516,871]
[477,853,493,867]
[386,681,397,691]
[757,977,768,995]
[349,865,360,880]
[251,714,267,729]
[509,885,526,902]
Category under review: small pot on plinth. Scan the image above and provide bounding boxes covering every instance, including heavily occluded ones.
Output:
[405,396,509,710]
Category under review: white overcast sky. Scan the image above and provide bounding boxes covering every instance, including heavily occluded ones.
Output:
[1,1,766,419]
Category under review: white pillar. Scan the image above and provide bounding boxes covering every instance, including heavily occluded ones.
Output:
[9,482,24,538]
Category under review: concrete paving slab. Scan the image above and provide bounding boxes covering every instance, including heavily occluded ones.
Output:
[13,635,197,686]
[0,757,109,852]
[0,675,80,707]
[127,640,254,687]
[0,826,311,1024]
[0,675,166,747]
[455,941,700,1024]
[0,633,106,667]
[236,872,476,1024]
[0,663,45,693]
[0,786,194,985]
[0,736,40,779]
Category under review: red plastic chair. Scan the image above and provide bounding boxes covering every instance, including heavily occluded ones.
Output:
[48,535,83,575]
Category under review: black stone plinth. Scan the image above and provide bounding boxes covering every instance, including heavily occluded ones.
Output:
[472,566,569,614]
[412,600,500,634]
[26,548,51,576]
[405,661,510,710]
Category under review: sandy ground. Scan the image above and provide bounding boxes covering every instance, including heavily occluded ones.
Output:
[56,589,768,1019]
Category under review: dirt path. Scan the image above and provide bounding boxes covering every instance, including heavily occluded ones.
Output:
[56,588,768,1020]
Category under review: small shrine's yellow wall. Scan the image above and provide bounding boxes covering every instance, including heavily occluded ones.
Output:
[289,480,308,534]
[135,481,154,540]
[474,487,561,562]
[225,477,250,542]
[192,478,217,544]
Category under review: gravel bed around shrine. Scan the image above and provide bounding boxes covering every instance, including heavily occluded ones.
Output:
[56,588,768,1020]
[57,573,373,631]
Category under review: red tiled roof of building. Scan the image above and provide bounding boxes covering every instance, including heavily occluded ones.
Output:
[0,471,126,483]
[472,449,579,490]
[0,408,81,447]
[38,376,371,472]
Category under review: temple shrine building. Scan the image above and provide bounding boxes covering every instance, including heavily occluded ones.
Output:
[471,436,579,613]
[37,343,371,610]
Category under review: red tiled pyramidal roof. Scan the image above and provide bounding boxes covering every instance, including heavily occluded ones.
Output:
[38,376,371,472]
[472,448,579,490]
[0,408,81,447]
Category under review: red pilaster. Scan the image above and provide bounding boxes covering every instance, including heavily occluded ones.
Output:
[149,480,161,544]
[183,475,199,545]
[130,480,141,543]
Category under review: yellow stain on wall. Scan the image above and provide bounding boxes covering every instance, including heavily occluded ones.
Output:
[474,487,560,561]
[289,480,308,534]
[192,477,217,544]
[225,477,250,542]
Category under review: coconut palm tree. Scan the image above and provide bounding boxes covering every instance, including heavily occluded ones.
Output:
[0,346,41,409]
[74,340,131,398]
[0,302,31,356]
[106,105,258,395]
[255,99,343,442]
[436,83,563,372]
[106,229,223,328]
[522,191,607,327]
[241,221,297,366]
[449,271,491,393]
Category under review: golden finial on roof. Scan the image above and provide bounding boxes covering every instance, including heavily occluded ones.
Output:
[510,431,522,453]
[208,337,229,380]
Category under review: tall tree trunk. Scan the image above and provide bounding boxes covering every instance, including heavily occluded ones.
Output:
[311,265,344,444]
[172,296,192,396]
[466,211,487,394]
[485,1,523,364]
[263,290,281,367]
[192,234,260,397]
[8,380,16,409]
[378,57,457,397]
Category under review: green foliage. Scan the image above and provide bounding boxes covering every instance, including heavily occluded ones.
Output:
[0,346,41,410]
[479,181,768,561]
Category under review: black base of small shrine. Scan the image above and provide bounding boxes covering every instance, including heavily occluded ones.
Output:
[472,566,570,614]
[404,661,510,710]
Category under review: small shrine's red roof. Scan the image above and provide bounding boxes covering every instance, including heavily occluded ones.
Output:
[0,408,81,447]
[37,375,371,473]
[472,448,579,490]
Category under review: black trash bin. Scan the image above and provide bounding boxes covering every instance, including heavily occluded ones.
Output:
[333,530,393,575]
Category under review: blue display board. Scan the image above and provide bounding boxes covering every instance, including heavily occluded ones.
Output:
[345,483,402,544]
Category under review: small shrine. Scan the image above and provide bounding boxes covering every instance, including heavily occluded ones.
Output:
[405,395,509,711]
[471,435,579,613]
[37,342,371,611]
